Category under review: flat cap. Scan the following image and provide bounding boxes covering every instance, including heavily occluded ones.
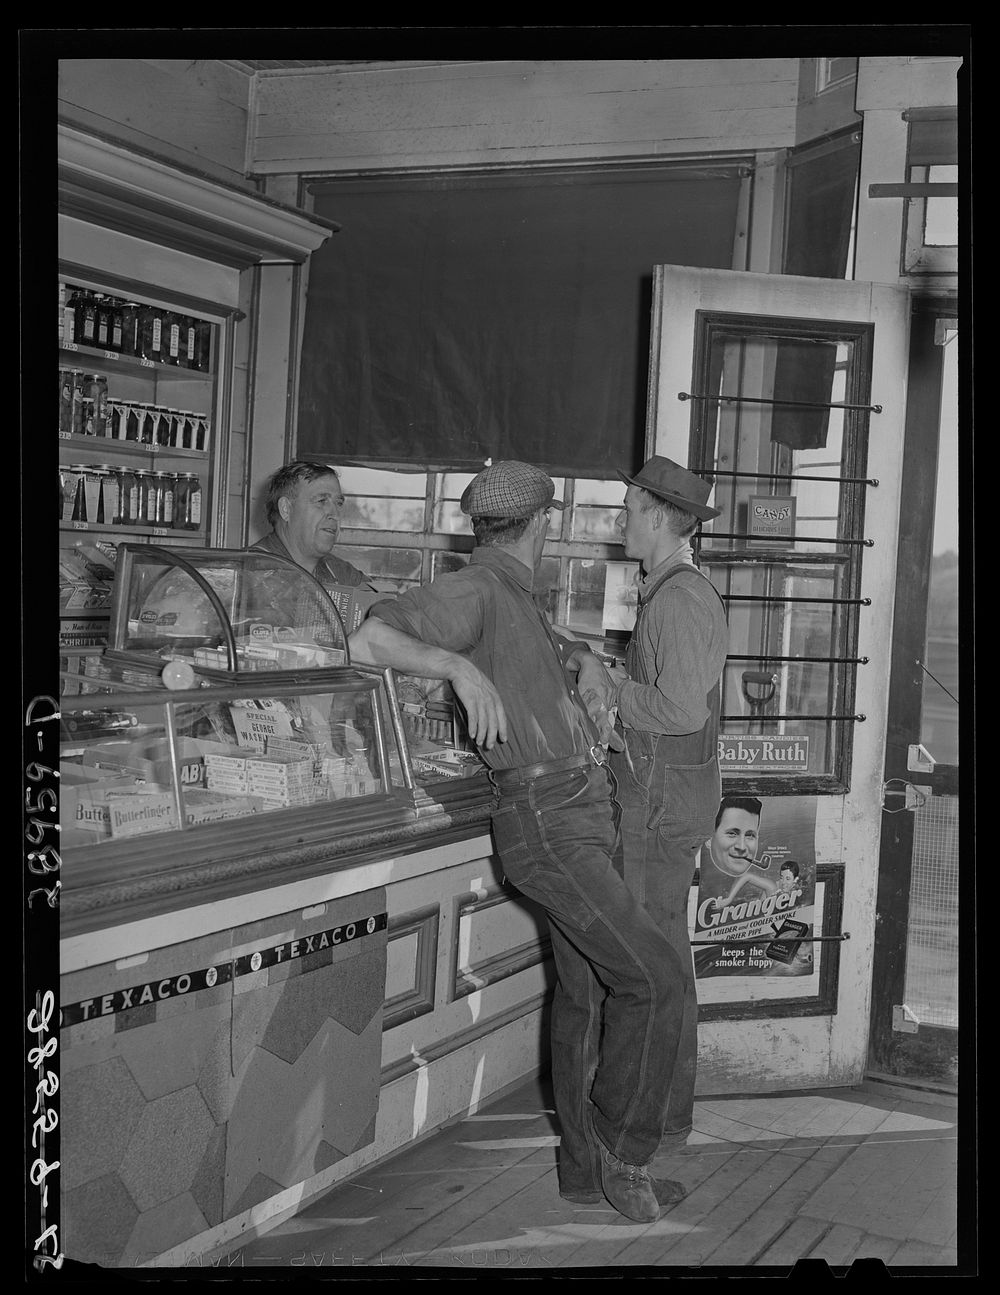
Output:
[460,461,566,519]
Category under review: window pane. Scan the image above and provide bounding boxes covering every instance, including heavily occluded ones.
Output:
[434,472,477,532]
[431,550,469,578]
[698,333,853,555]
[572,505,622,542]
[707,562,847,778]
[344,546,422,592]
[339,466,427,531]
[924,164,958,246]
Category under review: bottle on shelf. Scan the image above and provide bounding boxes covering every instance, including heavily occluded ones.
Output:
[180,316,198,370]
[82,375,109,437]
[153,406,173,447]
[70,288,98,349]
[59,283,74,344]
[174,472,203,531]
[136,303,165,364]
[194,318,212,372]
[154,471,176,527]
[132,469,152,526]
[120,302,142,358]
[59,370,80,436]
[163,310,183,367]
[103,297,125,353]
[93,295,111,350]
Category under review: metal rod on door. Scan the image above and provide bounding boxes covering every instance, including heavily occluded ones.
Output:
[678,391,882,414]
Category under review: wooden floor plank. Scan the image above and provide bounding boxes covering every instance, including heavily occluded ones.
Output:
[225,1075,961,1273]
[614,1148,807,1268]
[753,1215,832,1266]
[799,1135,953,1239]
[808,1222,866,1265]
[848,1233,905,1265]
[886,1238,958,1267]
[698,1137,862,1267]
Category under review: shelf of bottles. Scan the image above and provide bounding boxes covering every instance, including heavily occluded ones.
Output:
[58,278,221,652]
[58,280,217,539]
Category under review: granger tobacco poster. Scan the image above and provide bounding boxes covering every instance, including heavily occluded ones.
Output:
[693,794,818,979]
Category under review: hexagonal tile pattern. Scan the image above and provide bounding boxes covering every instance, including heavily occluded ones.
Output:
[116,1001,230,1100]
[258,965,341,1065]
[62,1171,138,1266]
[190,1123,227,1229]
[231,982,281,1074]
[231,1172,286,1220]
[119,1085,216,1212]
[120,1191,210,1267]
[224,1013,380,1211]
[197,1018,237,1126]
[324,945,386,1036]
[60,1055,146,1191]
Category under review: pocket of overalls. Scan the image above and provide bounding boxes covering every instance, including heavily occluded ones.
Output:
[646,758,721,839]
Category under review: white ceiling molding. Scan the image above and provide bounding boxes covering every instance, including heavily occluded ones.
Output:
[58,122,339,268]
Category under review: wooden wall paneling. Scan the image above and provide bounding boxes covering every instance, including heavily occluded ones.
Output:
[383,905,440,1031]
[450,886,551,1001]
[58,58,254,187]
[248,59,799,173]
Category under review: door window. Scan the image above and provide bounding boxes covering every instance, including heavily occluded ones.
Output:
[689,312,877,793]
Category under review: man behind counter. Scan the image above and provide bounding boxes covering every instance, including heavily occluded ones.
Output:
[251,460,374,591]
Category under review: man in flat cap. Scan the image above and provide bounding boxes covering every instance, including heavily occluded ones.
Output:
[605,456,729,1158]
[350,460,689,1223]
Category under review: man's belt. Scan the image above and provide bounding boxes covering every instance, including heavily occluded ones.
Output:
[489,748,606,790]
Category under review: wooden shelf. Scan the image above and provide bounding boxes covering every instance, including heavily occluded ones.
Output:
[60,522,207,540]
[60,341,213,383]
[58,434,210,462]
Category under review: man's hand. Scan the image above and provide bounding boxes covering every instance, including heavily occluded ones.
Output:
[448,659,508,750]
[577,654,626,752]
[350,617,507,750]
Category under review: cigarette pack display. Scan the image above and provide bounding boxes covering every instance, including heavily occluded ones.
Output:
[764,918,811,964]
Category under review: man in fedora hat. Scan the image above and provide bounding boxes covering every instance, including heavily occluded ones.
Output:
[604,455,729,1157]
[350,460,689,1223]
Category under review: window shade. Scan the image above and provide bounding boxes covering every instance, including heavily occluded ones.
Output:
[297,167,744,477]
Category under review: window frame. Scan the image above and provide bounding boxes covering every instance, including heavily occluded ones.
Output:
[687,308,876,797]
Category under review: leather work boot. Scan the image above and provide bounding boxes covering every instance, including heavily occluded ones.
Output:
[561,1177,687,1208]
[599,1148,661,1222]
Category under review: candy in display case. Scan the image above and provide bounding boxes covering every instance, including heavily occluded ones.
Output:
[59,671,400,849]
[104,544,362,680]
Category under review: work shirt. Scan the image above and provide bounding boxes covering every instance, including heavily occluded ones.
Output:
[617,547,729,737]
[247,530,374,646]
[250,529,373,590]
[369,547,596,772]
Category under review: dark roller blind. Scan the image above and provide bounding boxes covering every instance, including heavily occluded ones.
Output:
[298,166,744,477]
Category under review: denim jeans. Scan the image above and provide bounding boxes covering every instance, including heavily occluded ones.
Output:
[489,764,686,1191]
[609,740,720,1147]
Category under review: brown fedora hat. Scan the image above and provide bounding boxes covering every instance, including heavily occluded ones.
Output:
[617,455,721,521]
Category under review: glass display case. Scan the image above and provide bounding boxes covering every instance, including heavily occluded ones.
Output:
[104,543,355,680]
[60,670,397,849]
[59,543,490,871]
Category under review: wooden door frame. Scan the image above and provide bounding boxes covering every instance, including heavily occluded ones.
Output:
[867,295,958,1084]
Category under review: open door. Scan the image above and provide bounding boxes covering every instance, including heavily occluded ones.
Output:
[646,265,910,1093]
